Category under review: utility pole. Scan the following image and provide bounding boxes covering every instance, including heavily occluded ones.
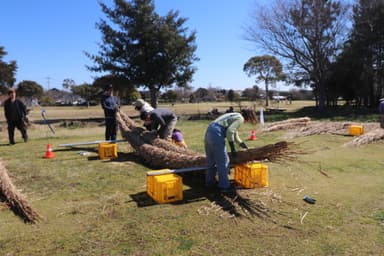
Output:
[45,76,51,91]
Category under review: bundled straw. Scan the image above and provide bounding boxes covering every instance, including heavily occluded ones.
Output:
[262,117,311,132]
[284,121,352,138]
[116,110,295,169]
[263,117,384,146]
[0,160,41,223]
[344,128,384,147]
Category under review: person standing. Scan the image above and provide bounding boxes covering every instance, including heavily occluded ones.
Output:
[3,88,28,145]
[379,98,384,128]
[101,84,120,141]
[204,112,248,194]
[140,108,177,140]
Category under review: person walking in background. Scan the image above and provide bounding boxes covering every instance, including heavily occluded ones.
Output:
[379,98,384,128]
[101,84,120,141]
[204,112,248,195]
[3,88,28,145]
[140,108,178,140]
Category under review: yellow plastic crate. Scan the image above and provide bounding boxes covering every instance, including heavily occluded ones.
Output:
[147,171,183,204]
[98,143,118,159]
[349,125,364,136]
[234,162,269,188]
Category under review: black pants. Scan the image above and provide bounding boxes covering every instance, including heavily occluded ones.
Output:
[105,117,117,141]
[7,119,28,144]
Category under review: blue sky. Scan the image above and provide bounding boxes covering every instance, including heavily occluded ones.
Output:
[1,0,272,91]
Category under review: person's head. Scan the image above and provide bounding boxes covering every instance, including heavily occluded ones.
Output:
[172,129,183,142]
[140,111,150,121]
[173,128,181,133]
[240,109,248,120]
[105,84,113,95]
[140,111,152,128]
[240,109,256,123]
[8,88,16,99]
[134,99,146,111]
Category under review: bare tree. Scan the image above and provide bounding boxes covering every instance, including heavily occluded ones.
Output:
[244,0,351,110]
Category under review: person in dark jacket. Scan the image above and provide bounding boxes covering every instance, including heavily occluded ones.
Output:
[3,88,28,145]
[141,108,178,140]
[101,84,120,141]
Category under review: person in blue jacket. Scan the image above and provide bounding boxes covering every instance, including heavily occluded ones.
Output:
[204,112,248,194]
[101,84,120,141]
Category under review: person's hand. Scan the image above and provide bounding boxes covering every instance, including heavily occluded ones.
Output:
[23,116,30,126]
[239,142,248,149]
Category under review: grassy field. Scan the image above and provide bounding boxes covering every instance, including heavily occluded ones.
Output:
[0,101,383,255]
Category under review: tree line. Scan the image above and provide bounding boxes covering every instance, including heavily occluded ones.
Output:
[244,0,384,109]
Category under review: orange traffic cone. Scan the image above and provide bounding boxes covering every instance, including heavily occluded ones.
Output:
[248,130,257,140]
[44,143,55,158]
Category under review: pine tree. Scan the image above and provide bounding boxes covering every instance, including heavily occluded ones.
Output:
[86,0,198,107]
[0,46,17,93]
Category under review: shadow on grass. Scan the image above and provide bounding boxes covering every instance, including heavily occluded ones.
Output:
[181,173,274,221]
[53,148,145,163]
[54,146,98,153]
[128,171,277,222]
[55,145,295,223]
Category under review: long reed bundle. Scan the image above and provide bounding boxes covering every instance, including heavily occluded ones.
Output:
[262,117,311,132]
[116,110,295,169]
[286,121,351,138]
[344,128,384,147]
[0,161,41,223]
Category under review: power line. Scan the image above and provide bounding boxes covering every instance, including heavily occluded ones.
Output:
[45,76,53,91]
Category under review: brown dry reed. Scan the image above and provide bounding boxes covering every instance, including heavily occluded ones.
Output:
[0,160,41,223]
[116,110,295,169]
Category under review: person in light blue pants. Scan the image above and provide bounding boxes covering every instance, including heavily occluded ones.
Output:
[204,112,248,194]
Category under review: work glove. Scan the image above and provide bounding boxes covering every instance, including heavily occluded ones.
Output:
[229,141,237,158]
[239,142,248,149]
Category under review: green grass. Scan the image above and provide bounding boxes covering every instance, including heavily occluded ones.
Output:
[0,101,383,255]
